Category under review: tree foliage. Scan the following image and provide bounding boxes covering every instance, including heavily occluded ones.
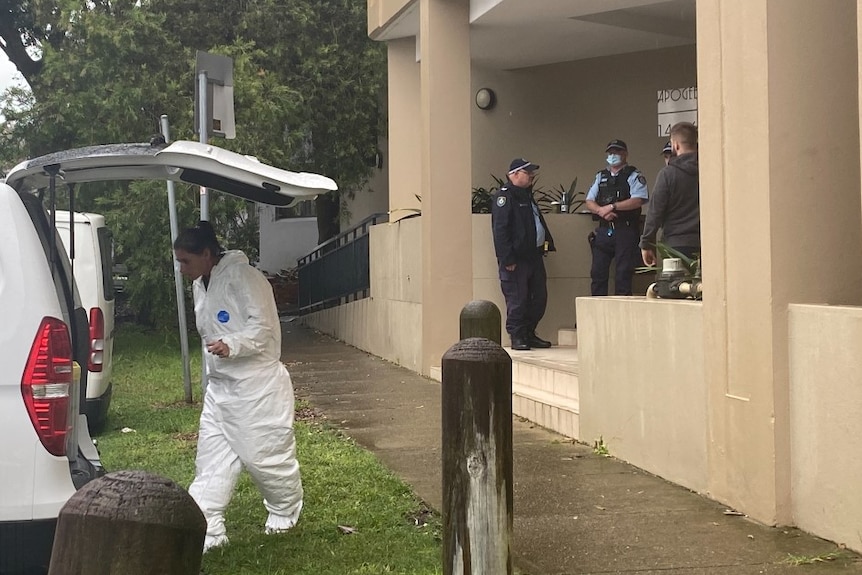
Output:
[0,0,386,326]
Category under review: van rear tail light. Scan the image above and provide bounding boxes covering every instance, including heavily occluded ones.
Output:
[21,317,73,457]
[88,307,105,372]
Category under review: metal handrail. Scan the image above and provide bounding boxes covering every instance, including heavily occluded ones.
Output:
[296,212,389,312]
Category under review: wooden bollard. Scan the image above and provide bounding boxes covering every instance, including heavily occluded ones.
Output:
[459,300,501,344]
[48,470,206,575]
[442,337,513,575]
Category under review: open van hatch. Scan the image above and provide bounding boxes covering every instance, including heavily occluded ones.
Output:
[4,140,338,208]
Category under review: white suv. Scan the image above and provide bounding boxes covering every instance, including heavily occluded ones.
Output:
[0,140,336,574]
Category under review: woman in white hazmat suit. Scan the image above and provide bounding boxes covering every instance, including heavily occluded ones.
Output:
[173,221,303,553]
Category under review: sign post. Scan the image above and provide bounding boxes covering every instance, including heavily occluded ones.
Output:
[194,51,236,221]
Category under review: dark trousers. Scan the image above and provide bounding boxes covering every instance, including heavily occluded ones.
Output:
[589,224,640,296]
[499,253,547,339]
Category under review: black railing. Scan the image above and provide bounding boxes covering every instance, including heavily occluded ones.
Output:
[297,212,389,313]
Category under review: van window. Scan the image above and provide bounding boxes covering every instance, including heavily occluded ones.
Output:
[96,227,115,302]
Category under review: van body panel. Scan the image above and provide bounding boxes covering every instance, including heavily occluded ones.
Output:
[55,211,115,432]
[0,186,78,523]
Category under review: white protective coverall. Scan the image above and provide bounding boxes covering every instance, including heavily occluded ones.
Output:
[187,250,303,551]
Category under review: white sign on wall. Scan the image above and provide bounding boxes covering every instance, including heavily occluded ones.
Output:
[657,87,697,137]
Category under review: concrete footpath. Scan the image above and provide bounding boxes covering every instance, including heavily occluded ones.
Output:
[281,322,862,575]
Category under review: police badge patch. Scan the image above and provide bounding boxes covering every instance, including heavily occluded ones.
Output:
[637,175,647,185]
[497,195,507,207]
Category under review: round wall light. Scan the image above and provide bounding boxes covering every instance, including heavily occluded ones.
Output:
[475,88,496,110]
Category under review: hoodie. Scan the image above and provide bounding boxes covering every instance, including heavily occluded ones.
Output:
[639,152,700,250]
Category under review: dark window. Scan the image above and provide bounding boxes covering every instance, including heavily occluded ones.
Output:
[97,227,115,302]
[276,201,316,219]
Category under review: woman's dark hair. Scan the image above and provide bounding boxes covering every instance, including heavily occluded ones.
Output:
[173,221,224,256]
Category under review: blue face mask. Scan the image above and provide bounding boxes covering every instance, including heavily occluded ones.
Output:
[606,153,622,166]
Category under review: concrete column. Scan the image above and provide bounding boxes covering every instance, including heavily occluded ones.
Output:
[419,0,473,375]
[698,0,861,525]
[387,38,422,218]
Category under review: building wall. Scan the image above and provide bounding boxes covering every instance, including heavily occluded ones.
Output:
[470,46,697,204]
[258,206,319,275]
[368,0,414,35]
[387,38,423,221]
[789,304,862,553]
[697,0,862,526]
[345,134,390,229]
[576,297,708,494]
[356,0,862,552]
[303,216,423,372]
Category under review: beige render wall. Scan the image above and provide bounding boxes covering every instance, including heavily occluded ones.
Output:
[387,38,422,221]
[697,0,861,526]
[302,217,423,372]
[789,304,862,554]
[576,297,708,494]
[367,0,413,37]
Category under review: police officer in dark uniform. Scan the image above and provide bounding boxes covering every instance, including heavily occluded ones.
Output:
[491,158,556,351]
[584,140,649,296]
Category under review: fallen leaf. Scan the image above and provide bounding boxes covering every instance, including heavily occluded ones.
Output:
[121,427,136,433]
[337,525,358,535]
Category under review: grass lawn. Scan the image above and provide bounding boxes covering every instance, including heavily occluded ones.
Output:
[95,325,443,574]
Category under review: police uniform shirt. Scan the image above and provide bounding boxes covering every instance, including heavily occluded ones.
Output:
[532,203,545,247]
[586,166,649,203]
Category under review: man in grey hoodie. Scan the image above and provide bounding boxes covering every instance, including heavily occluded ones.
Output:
[640,122,700,266]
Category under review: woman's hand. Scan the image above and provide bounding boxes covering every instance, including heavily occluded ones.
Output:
[206,339,230,358]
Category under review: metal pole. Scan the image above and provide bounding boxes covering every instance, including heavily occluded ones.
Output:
[195,72,210,397]
[160,116,193,404]
[197,70,209,221]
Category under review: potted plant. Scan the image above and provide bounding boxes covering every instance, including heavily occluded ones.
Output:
[534,178,584,214]
[636,242,701,277]
[471,174,505,214]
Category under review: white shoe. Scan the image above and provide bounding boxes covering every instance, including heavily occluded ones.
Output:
[264,513,297,535]
[203,534,229,553]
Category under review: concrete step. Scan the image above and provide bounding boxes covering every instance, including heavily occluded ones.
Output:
[431,343,581,441]
[557,327,578,347]
[506,345,580,440]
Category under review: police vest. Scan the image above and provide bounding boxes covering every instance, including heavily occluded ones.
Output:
[596,165,641,224]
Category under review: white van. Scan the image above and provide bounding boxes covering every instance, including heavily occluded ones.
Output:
[55,211,115,433]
